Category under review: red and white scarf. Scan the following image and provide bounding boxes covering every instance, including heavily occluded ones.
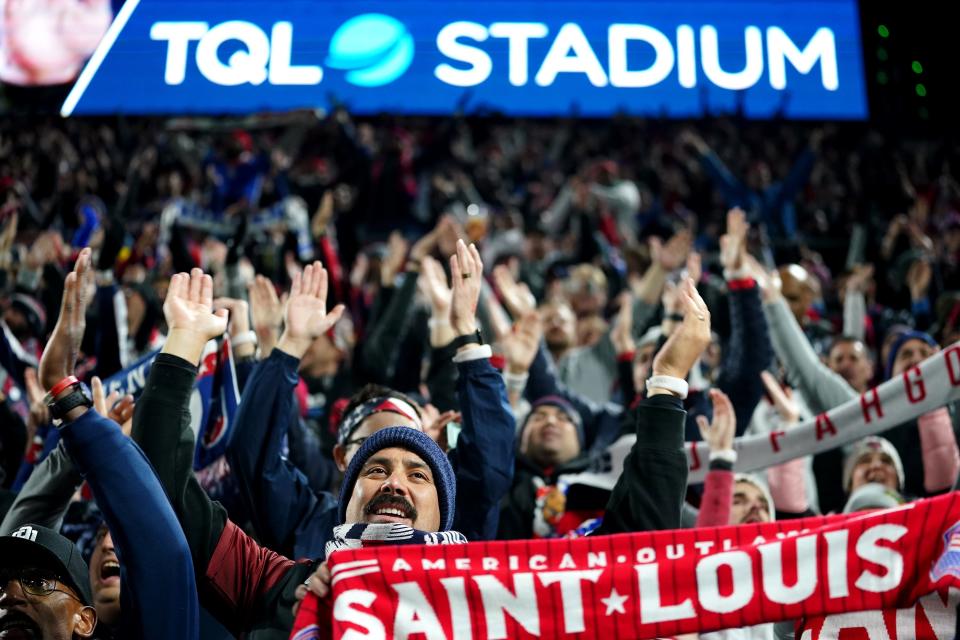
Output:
[293,492,960,640]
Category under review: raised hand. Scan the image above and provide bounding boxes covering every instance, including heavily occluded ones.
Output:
[449,239,483,340]
[651,277,711,383]
[409,226,439,264]
[91,376,135,436]
[381,231,409,286]
[248,275,284,357]
[651,229,691,273]
[696,388,736,453]
[214,297,254,357]
[161,268,229,365]
[418,256,452,316]
[39,248,95,391]
[719,207,749,272]
[277,261,345,359]
[610,292,635,355]
[760,371,799,426]
[493,264,536,318]
[24,230,64,271]
[213,297,251,336]
[24,368,49,436]
[502,312,543,374]
[845,264,874,294]
[421,404,460,450]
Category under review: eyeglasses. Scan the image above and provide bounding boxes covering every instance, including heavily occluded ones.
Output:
[0,568,83,602]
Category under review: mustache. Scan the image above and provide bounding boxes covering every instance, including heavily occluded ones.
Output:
[364,494,418,521]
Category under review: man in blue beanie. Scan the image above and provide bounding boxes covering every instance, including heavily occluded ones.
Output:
[338,426,459,534]
[885,329,938,380]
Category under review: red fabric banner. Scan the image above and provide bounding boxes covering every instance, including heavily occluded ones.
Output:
[293,492,960,640]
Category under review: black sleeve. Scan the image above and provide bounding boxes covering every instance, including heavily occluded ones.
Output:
[594,395,688,535]
[130,354,228,579]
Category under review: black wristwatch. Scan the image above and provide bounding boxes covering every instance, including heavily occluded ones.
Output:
[450,329,483,350]
[47,382,94,422]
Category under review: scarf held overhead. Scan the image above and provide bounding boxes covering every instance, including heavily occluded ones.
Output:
[566,342,960,492]
[295,492,960,640]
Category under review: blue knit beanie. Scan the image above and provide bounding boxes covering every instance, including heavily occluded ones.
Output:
[885,330,937,379]
[520,395,585,447]
[337,427,456,531]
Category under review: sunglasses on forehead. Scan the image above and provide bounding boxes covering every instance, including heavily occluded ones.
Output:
[339,397,423,446]
[0,567,84,602]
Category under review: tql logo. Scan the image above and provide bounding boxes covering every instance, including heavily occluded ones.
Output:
[150,13,413,87]
[326,14,414,87]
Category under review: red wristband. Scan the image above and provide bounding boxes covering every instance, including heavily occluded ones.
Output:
[727,277,757,291]
[617,350,636,363]
[49,375,79,398]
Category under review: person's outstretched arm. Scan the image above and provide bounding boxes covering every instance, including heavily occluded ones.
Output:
[435,240,515,541]
[226,265,344,554]
[38,248,199,640]
[715,209,773,435]
[134,267,312,635]
[596,278,710,535]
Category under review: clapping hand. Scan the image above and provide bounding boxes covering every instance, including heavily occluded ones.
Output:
[650,278,712,386]
[696,389,736,453]
[161,268,229,365]
[39,248,94,391]
[276,261,346,359]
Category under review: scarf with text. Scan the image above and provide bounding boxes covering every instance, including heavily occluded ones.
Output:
[563,342,960,496]
[294,492,960,640]
[291,523,467,640]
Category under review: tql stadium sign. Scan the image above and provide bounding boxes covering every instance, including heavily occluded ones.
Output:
[63,0,866,118]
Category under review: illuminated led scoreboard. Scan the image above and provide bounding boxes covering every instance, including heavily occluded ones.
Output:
[61,0,867,118]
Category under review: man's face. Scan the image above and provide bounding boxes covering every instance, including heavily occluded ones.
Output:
[632,343,656,394]
[778,268,815,323]
[891,339,937,377]
[850,451,899,492]
[520,405,581,468]
[88,529,120,625]
[828,341,873,392]
[540,303,576,353]
[333,413,421,471]
[730,481,771,525]
[343,447,441,532]
[0,567,96,639]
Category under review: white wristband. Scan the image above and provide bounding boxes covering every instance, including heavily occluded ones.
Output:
[723,268,751,281]
[646,375,689,399]
[503,371,529,394]
[231,330,258,348]
[709,449,738,464]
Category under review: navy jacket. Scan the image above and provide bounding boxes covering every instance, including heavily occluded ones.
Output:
[60,411,199,640]
[226,348,514,559]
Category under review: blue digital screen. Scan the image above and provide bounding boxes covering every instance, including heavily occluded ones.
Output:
[63,0,867,119]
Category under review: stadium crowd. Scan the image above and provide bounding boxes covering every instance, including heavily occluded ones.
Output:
[2,108,960,639]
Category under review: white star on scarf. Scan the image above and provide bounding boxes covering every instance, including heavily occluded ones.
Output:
[601,588,628,615]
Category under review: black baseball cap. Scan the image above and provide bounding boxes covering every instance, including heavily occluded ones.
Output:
[0,524,93,605]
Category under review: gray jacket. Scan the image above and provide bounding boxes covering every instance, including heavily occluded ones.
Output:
[0,443,81,534]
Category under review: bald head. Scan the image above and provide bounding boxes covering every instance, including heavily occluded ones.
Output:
[778,264,817,323]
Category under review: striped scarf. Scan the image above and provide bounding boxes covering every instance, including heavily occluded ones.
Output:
[291,523,466,640]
